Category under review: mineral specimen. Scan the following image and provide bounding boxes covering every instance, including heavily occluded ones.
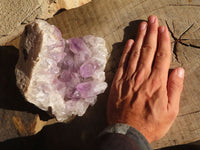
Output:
[15,20,108,121]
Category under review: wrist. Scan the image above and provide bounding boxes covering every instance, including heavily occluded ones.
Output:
[99,123,152,150]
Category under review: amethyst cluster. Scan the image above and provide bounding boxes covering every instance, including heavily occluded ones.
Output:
[15,20,108,121]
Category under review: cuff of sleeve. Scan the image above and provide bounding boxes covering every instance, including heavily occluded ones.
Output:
[99,123,152,150]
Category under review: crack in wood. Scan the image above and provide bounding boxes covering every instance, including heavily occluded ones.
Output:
[165,20,200,64]
[179,23,194,39]
[165,21,180,63]
[169,4,200,7]
[178,110,200,117]
[178,40,200,49]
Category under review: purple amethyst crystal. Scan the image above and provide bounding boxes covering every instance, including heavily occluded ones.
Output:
[58,36,108,108]
[80,60,96,78]
[69,38,90,54]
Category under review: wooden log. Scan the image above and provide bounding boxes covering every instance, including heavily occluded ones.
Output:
[2,0,200,149]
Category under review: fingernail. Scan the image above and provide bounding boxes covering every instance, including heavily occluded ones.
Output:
[140,22,147,30]
[177,68,185,78]
[128,39,134,47]
[159,26,165,33]
[149,16,156,24]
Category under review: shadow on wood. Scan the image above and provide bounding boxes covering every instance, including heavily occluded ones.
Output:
[105,20,144,84]
[0,46,51,121]
[0,93,108,150]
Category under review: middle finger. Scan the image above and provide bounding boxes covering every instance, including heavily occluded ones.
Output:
[137,15,159,75]
[133,15,159,90]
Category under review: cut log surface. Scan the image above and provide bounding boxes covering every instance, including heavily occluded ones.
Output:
[2,0,200,149]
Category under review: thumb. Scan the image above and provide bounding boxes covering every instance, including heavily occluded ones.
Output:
[167,67,184,109]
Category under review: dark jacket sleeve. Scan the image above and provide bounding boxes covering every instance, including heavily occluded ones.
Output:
[96,123,152,150]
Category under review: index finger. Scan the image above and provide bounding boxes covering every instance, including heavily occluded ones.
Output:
[151,26,171,85]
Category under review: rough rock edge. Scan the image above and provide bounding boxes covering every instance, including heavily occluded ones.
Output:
[15,23,43,94]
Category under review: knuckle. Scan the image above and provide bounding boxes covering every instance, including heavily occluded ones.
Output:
[138,66,151,79]
[169,79,182,90]
[111,81,119,90]
[149,26,158,33]
[142,44,154,52]
[156,51,170,58]
[151,75,161,87]
[153,64,163,72]
[126,65,136,76]
[143,90,152,100]
[144,67,151,75]
[169,108,179,119]
[148,75,162,94]
[132,50,140,57]
[118,63,123,68]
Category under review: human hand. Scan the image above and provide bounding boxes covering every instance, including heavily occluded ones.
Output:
[107,15,185,143]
